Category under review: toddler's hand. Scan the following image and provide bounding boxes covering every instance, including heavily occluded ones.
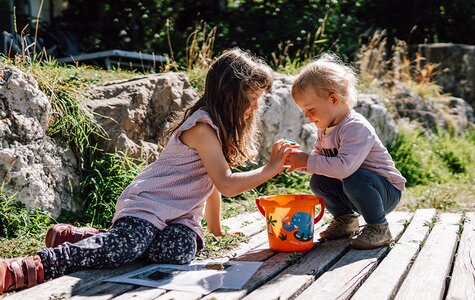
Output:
[285,151,309,172]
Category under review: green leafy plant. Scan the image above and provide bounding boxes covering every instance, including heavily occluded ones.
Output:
[388,124,455,187]
[82,152,146,228]
[287,252,304,264]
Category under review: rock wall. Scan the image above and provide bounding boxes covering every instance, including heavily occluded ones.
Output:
[415,43,475,109]
[0,67,79,217]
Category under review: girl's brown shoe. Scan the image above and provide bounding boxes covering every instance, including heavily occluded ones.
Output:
[45,223,101,248]
[0,255,44,294]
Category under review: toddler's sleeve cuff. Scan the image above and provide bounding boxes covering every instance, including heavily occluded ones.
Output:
[306,155,318,174]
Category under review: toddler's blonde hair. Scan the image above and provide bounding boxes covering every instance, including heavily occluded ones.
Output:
[292,53,358,108]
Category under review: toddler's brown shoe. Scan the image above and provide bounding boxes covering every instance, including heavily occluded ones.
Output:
[319,214,360,240]
[351,223,393,249]
[45,223,101,248]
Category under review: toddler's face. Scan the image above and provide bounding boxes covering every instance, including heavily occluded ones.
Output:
[244,89,265,120]
[293,87,336,129]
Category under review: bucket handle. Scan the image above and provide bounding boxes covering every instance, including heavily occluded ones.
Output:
[256,198,266,217]
[314,197,325,224]
[256,196,325,224]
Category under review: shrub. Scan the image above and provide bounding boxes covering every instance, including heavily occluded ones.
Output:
[389,123,474,187]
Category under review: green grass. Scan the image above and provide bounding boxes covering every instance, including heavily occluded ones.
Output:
[0,183,52,258]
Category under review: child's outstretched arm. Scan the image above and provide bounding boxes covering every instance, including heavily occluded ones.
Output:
[205,187,224,236]
[180,123,289,197]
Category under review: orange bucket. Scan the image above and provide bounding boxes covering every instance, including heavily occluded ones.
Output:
[256,194,325,252]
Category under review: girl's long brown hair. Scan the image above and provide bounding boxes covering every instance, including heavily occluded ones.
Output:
[163,48,273,167]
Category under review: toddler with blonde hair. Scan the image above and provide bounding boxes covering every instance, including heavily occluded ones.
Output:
[286,53,406,249]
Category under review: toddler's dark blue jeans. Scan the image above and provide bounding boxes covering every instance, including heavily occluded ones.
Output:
[37,216,199,280]
[310,168,401,225]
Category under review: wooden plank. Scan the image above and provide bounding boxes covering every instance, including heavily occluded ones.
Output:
[154,290,202,300]
[395,213,461,300]
[445,212,475,300]
[111,286,167,300]
[238,214,362,300]
[239,219,266,237]
[233,244,276,262]
[241,213,356,300]
[3,261,147,300]
[223,230,269,259]
[242,238,351,300]
[70,282,137,300]
[222,212,262,233]
[204,215,359,300]
[352,208,436,300]
[295,211,412,300]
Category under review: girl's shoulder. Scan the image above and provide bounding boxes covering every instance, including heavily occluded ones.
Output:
[176,109,222,143]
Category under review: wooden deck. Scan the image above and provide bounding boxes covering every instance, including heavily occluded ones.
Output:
[2,209,474,300]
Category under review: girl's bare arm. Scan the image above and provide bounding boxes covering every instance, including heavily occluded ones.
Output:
[180,123,288,197]
[205,187,223,236]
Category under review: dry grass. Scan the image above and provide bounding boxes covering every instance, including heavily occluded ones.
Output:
[186,21,216,71]
[356,31,446,98]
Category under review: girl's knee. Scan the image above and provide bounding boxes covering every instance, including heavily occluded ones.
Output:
[145,225,198,264]
[146,243,196,264]
[167,251,195,265]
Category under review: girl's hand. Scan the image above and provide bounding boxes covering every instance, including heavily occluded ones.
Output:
[212,230,243,237]
[285,151,309,172]
[266,140,291,174]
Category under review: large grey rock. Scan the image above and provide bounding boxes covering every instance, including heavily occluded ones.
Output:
[431,96,475,133]
[258,74,317,157]
[84,72,198,161]
[0,67,79,217]
[354,94,397,146]
[369,79,474,133]
[389,81,447,129]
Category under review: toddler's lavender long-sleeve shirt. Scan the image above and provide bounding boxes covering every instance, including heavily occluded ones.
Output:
[307,109,406,191]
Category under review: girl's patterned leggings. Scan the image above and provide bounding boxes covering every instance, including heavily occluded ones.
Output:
[37,217,199,280]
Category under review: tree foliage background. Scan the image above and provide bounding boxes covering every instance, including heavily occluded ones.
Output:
[52,0,475,62]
